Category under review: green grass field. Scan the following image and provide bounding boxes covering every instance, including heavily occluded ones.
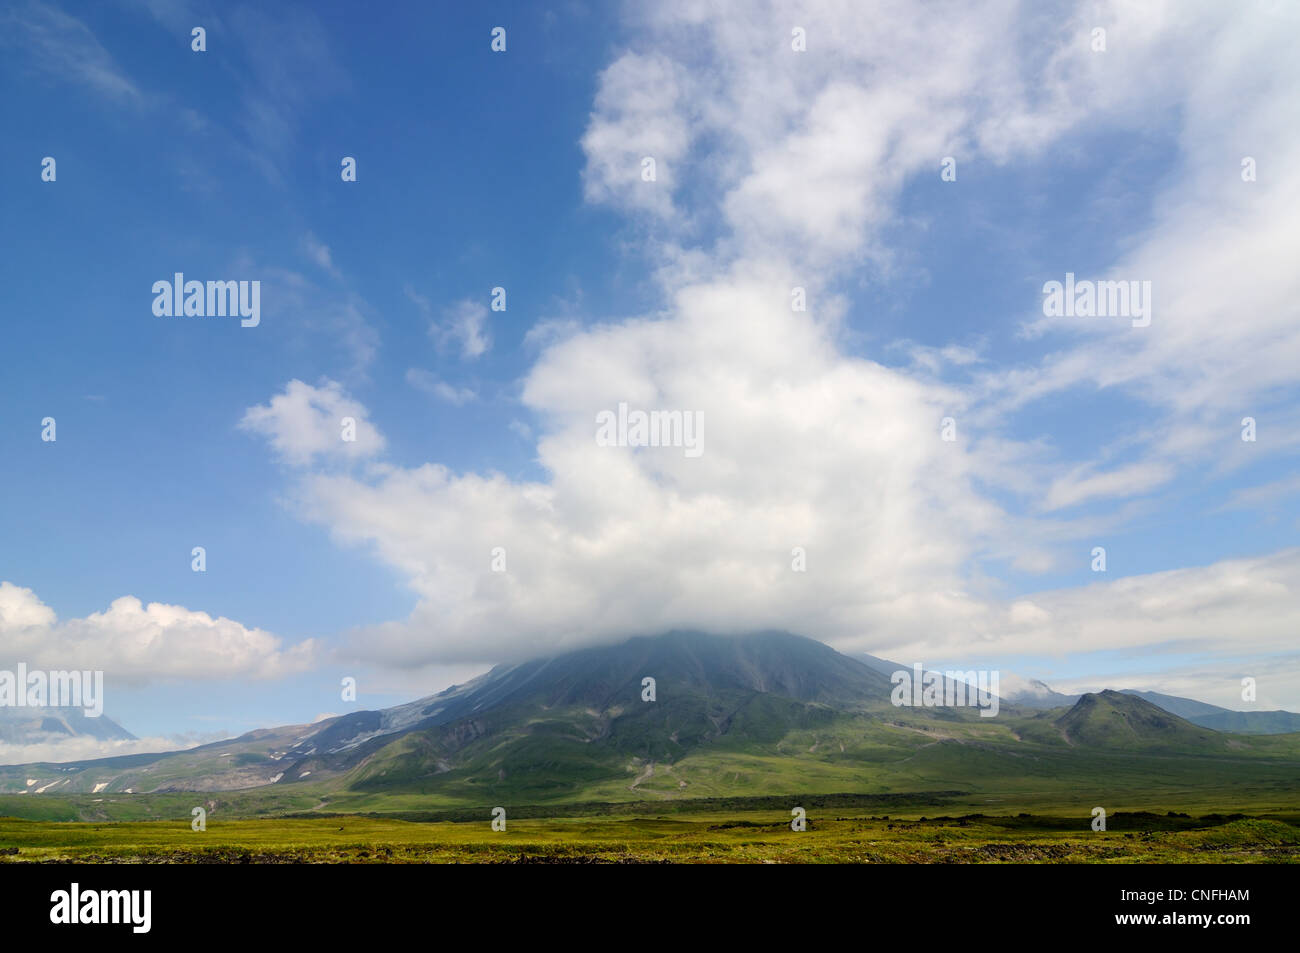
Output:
[3,794,1298,863]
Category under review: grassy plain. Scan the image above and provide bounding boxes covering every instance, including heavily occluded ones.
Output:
[2,794,1298,863]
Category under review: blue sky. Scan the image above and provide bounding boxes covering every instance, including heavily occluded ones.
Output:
[1,0,1298,757]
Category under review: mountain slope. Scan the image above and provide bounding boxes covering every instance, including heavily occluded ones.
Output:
[327,631,899,797]
[493,630,895,707]
[991,680,1300,735]
[1119,690,1228,720]
[1055,691,1228,752]
[0,631,895,795]
[1190,710,1300,734]
[3,634,1299,811]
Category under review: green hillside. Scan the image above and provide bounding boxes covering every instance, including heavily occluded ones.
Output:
[2,634,1299,824]
[1055,690,1229,752]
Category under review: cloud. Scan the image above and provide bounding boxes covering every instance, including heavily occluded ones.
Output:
[303,233,337,275]
[408,290,493,361]
[1,1,141,103]
[242,1,1300,687]
[973,3,1300,483]
[586,0,1300,473]
[1049,653,1300,715]
[0,582,316,682]
[406,369,476,406]
[239,379,385,467]
[435,299,492,361]
[252,265,1011,665]
[227,5,348,176]
[578,0,1131,269]
[126,0,215,34]
[233,261,379,378]
[0,735,201,767]
[877,548,1300,664]
[523,318,582,350]
[0,582,57,630]
[1043,461,1175,511]
[581,52,694,221]
[248,346,1300,670]
[1218,475,1300,512]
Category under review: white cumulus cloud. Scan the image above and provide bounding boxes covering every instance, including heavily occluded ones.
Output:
[239,378,385,467]
[0,582,316,681]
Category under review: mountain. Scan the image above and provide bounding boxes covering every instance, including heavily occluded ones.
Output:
[1055,690,1227,752]
[0,707,136,745]
[1121,691,1300,736]
[858,654,1013,720]
[858,653,902,678]
[861,655,1081,710]
[1118,690,1227,720]
[1190,710,1300,735]
[997,675,1080,709]
[472,630,896,710]
[343,630,901,798]
[0,631,897,797]
[2,632,1299,814]
[995,678,1300,736]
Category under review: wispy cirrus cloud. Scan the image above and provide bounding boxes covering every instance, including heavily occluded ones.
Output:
[1,0,141,103]
[406,369,476,406]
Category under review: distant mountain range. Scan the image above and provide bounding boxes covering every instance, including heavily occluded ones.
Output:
[2,631,1299,816]
[0,707,135,746]
[858,655,1300,735]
